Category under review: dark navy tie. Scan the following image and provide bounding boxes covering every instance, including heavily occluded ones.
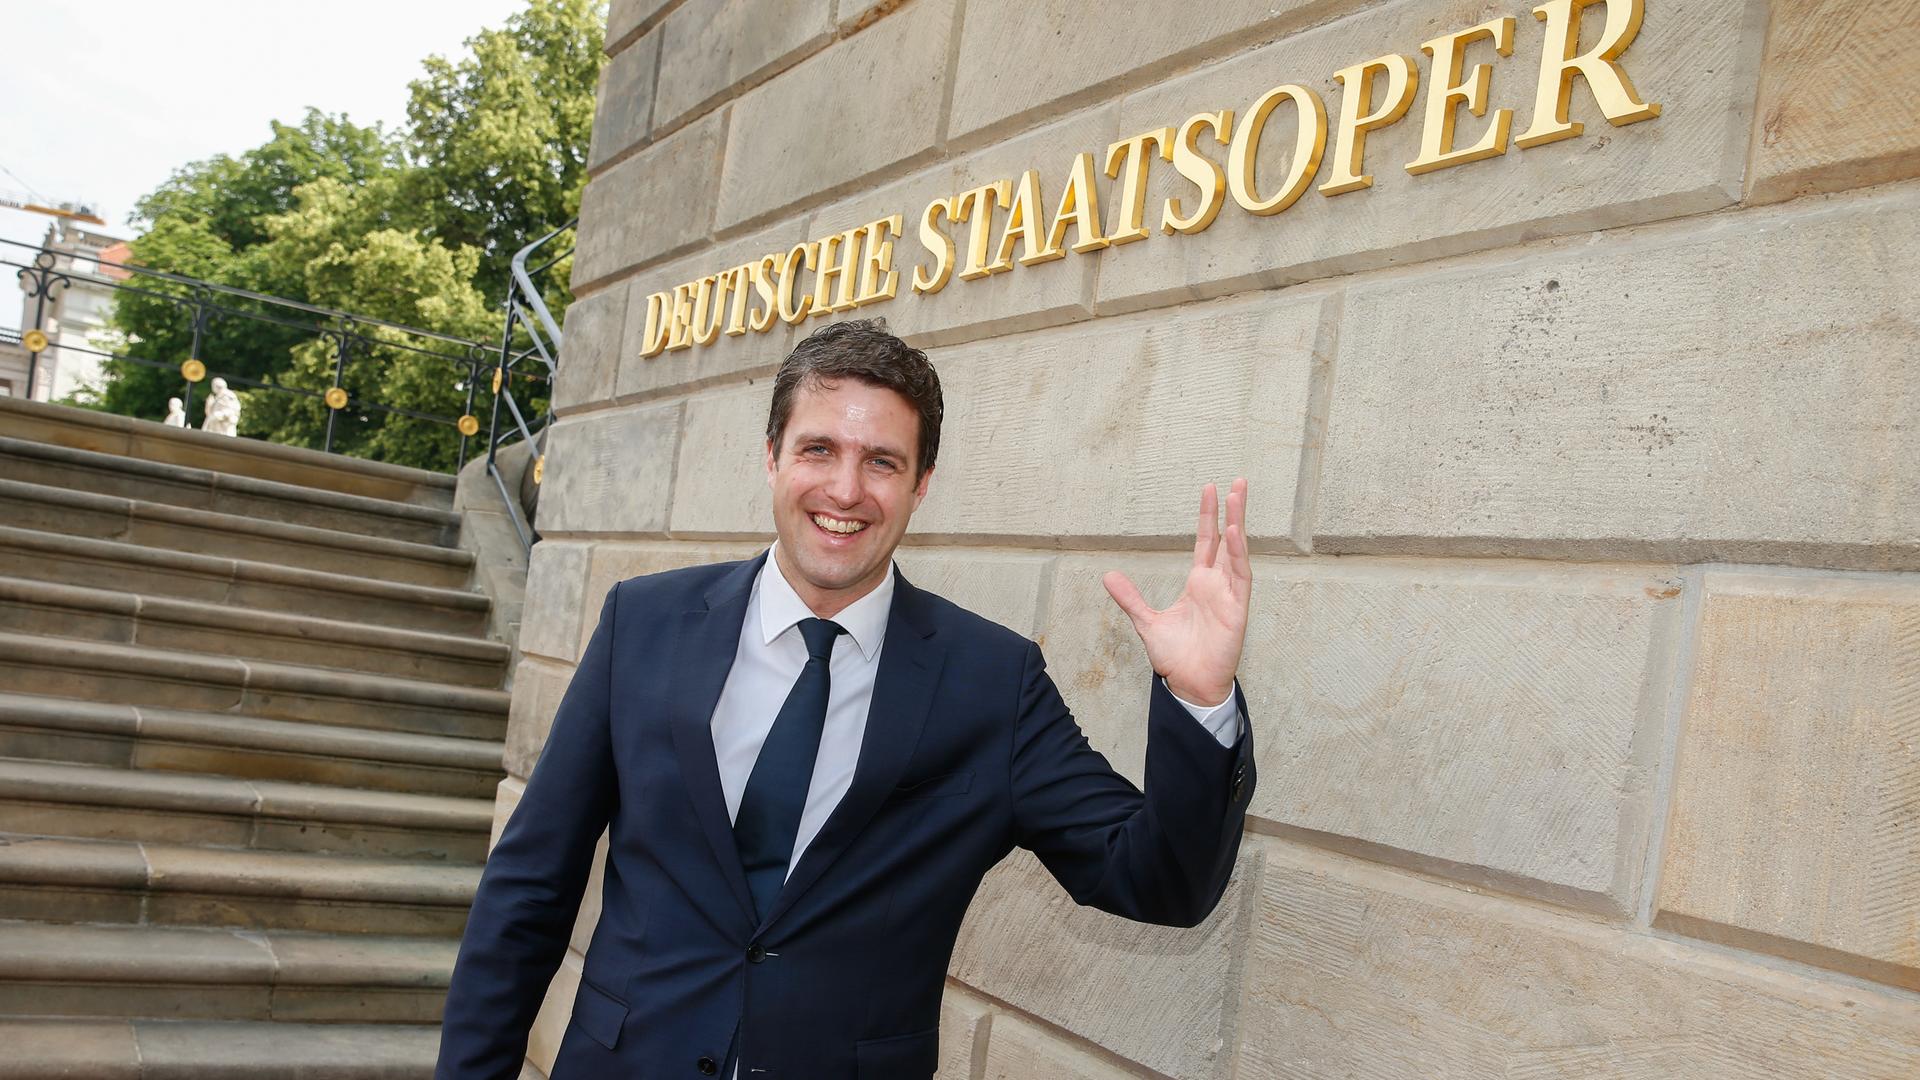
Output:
[733,617,844,922]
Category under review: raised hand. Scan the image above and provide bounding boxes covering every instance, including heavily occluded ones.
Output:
[1101,478,1253,707]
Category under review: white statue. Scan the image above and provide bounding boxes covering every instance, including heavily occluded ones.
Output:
[163,397,186,427]
[202,378,241,437]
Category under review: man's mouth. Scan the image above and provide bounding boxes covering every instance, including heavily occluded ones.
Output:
[810,512,868,535]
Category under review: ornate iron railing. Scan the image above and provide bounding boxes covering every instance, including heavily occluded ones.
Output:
[3,235,548,472]
[481,219,574,551]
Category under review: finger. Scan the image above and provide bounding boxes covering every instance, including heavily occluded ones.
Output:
[1102,571,1157,632]
[1224,521,1253,591]
[1193,482,1219,569]
[1225,477,1248,538]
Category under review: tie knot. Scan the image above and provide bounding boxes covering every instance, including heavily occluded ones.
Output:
[796,617,844,662]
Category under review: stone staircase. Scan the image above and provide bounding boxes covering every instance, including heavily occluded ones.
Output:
[0,397,511,1077]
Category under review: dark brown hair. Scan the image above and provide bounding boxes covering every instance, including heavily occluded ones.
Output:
[765,319,943,479]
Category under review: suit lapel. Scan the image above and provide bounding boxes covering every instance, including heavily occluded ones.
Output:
[664,553,764,929]
[762,571,945,930]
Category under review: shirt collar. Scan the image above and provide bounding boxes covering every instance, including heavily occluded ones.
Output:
[756,543,893,662]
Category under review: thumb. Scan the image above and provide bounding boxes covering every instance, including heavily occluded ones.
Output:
[1102,571,1156,633]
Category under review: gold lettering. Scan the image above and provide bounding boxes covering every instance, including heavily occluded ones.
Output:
[1162,110,1234,235]
[856,214,904,306]
[810,226,867,316]
[721,265,753,336]
[987,170,1050,272]
[1228,85,1327,216]
[639,290,671,358]
[1516,0,1661,149]
[748,255,780,333]
[1104,127,1174,245]
[952,180,1011,281]
[777,242,817,325]
[690,274,722,346]
[665,282,697,351]
[1043,152,1109,256]
[1407,17,1516,174]
[1320,53,1419,196]
[912,198,957,294]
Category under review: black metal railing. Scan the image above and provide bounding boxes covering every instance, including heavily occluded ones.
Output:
[482,218,574,551]
[3,235,550,472]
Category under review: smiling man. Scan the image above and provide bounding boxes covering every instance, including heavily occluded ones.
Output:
[437,319,1257,1080]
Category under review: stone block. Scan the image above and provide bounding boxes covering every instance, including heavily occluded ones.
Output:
[557,284,629,415]
[1041,553,1682,909]
[910,292,1329,548]
[1657,571,1920,991]
[714,0,956,229]
[1095,0,1762,313]
[892,549,1048,638]
[655,0,834,133]
[587,27,660,171]
[980,1013,1145,1080]
[949,846,1257,1080]
[1316,184,1920,570]
[535,402,682,536]
[582,541,769,655]
[613,219,813,404]
[519,541,591,663]
[525,947,582,1077]
[504,656,576,781]
[936,982,993,1079]
[573,111,725,289]
[489,776,524,853]
[606,0,670,52]
[1749,1,1920,203]
[947,0,1338,142]
[1236,835,1920,1079]
[806,107,1119,349]
[666,383,778,539]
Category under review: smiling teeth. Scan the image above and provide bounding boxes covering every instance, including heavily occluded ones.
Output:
[812,514,867,534]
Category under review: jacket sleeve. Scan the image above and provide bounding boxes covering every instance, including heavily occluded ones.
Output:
[1009,640,1254,928]
[436,587,622,1079]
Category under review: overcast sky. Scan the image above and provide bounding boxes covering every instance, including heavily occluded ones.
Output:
[1,0,530,325]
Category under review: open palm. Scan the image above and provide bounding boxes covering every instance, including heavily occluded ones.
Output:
[1102,478,1253,707]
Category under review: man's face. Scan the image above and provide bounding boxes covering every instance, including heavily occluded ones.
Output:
[765,377,931,616]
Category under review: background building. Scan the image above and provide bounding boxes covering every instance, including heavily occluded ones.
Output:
[8,219,132,402]
[503,1,1920,1076]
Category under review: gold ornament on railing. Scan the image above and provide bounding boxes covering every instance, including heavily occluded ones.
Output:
[491,368,504,394]
[532,455,544,485]
[324,387,349,410]
[457,415,480,437]
[180,358,206,382]
[22,329,48,353]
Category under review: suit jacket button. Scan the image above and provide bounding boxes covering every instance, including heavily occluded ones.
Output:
[746,943,768,964]
[697,1056,718,1075]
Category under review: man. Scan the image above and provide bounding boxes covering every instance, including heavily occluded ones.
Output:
[438,320,1256,1079]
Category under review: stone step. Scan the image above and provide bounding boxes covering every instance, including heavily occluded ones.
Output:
[0,692,502,799]
[0,921,456,1024]
[0,478,475,590]
[0,1018,440,1079]
[0,631,510,740]
[0,576,511,689]
[0,524,491,636]
[0,394,457,509]
[0,834,480,937]
[0,758,492,863]
[0,435,461,546]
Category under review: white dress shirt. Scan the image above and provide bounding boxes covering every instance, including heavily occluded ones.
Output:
[710,545,1243,879]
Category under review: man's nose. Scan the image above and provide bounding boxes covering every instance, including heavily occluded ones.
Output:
[824,457,863,506]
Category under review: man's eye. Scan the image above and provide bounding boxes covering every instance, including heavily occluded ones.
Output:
[869,459,897,472]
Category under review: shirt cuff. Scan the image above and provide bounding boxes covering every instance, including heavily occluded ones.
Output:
[1163,678,1242,748]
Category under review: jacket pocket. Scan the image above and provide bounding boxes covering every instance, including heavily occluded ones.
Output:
[891,770,973,800]
[571,978,629,1050]
[855,1026,939,1078]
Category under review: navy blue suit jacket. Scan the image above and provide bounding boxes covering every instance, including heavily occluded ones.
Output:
[438,553,1254,1079]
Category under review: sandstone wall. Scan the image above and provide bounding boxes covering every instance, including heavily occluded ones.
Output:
[501,0,1920,1074]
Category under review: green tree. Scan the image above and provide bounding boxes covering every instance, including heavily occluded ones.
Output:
[101,0,599,468]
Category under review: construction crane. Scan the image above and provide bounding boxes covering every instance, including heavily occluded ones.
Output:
[0,191,106,227]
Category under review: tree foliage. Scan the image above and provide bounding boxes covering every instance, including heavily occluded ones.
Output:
[99,0,600,471]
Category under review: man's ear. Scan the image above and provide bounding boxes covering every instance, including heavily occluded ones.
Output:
[912,465,934,510]
[765,438,778,487]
